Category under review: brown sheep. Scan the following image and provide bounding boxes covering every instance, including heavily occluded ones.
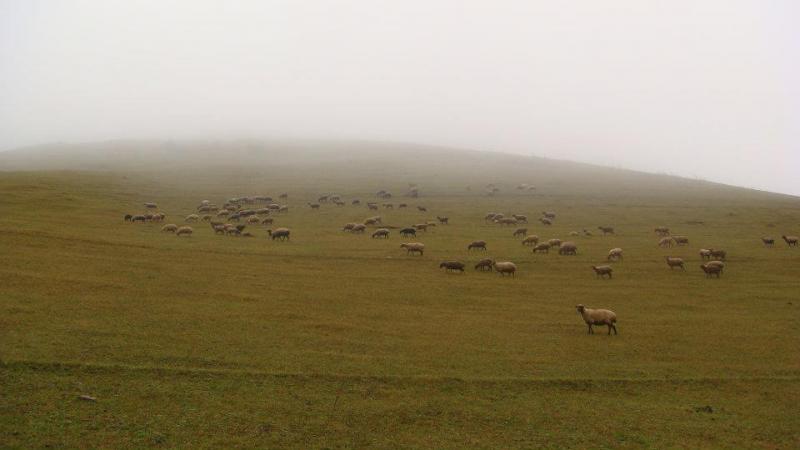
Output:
[176,226,193,237]
[513,228,527,238]
[782,235,799,247]
[521,235,540,246]
[709,249,727,260]
[576,304,617,335]
[665,257,685,270]
[700,261,724,278]
[532,243,550,254]
[539,217,553,226]
[494,261,517,277]
[371,228,390,239]
[559,242,577,255]
[547,238,562,248]
[607,248,623,261]
[414,223,429,232]
[761,237,774,247]
[673,236,689,246]
[161,224,178,233]
[699,248,712,260]
[437,216,449,225]
[467,240,487,251]
[400,242,425,255]
[439,261,465,273]
[597,226,615,235]
[658,237,675,248]
[352,224,367,233]
[474,258,494,271]
[268,228,291,241]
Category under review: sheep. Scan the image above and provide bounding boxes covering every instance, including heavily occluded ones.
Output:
[521,235,540,246]
[532,243,550,253]
[709,249,726,260]
[607,248,623,261]
[212,224,226,235]
[426,221,437,227]
[201,215,212,222]
[317,195,329,203]
[342,223,356,232]
[699,248,712,260]
[513,228,527,238]
[352,224,367,233]
[400,242,425,255]
[547,238,562,247]
[539,217,553,226]
[398,203,407,208]
[474,258,494,271]
[131,215,146,223]
[569,231,579,236]
[467,240,487,251]
[658,237,675,248]
[484,213,498,222]
[700,261,724,278]
[217,210,230,217]
[494,217,518,226]
[782,235,799,247]
[183,214,198,223]
[279,193,288,199]
[437,216,449,225]
[417,206,427,212]
[371,228,390,239]
[235,224,246,232]
[761,237,775,247]
[591,265,613,279]
[367,203,379,211]
[383,203,394,209]
[439,261,465,273]
[268,228,291,241]
[542,211,556,219]
[144,202,158,210]
[494,261,517,277]
[351,199,361,205]
[575,304,617,335]
[399,227,416,237]
[261,217,274,226]
[512,214,528,223]
[247,216,260,224]
[665,257,685,270]
[673,236,689,246]
[559,242,577,255]
[279,205,289,213]
[161,224,178,233]
[654,226,670,236]
[414,223,429,232]
[598,226,615,235]
[124,214,133,221]
[175,226,193,237]
[308,203,321,210]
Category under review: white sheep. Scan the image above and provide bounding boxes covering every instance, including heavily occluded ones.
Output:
[576,304,618,335]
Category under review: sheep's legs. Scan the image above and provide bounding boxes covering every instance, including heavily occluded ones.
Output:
[587,324,593,334]
[609,324,617,335]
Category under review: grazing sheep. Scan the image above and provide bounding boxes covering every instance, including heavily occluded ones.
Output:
[212,224,226,235]
[184,214,199,222]
[673,236,690,246]
[559,242,578,255]
[414,223,429,232]
[247,216,260,224]
[654,226,670,236]
[494,261,517,277]
[700,261,724,278]
[569,231,579,236]
[484,213,498,222]
[467,240,487,251]
[399,227,416,237]
[598,226,615,235]
[351,224,367,233]
[782,235,799,247]
[761,237,774,247]
[542,211,556,219]
[144,202,158,210]
[161,224,178,233]
[131,215,146,223]
[439,261,465,273]
[521,235,540,246]
[400,242,425,255]
[575,304,617,335]
[437,216,449,225]
[548,238,562,248]
[371,228,390,239]
[367,203,379,210]
[709,249,726,260]
[261,217,274,226]
[591,265,613,279]
[417,206,427,212]
[474,258,494,271]
[658,237,676,248]
[342,223,356,232]
[539,217,553,226]
[513,228,527,238]
[494,217,518,226]
[512,214,528,223]
[124,214,132,221]
[607,248,623,261]
[175,226,193,237]
[665,257,685,270]
[268,228,291,241]
[532,243,550,253]
[699,248,712,260]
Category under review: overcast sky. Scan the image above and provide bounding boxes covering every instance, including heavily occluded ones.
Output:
[1,1,798,194]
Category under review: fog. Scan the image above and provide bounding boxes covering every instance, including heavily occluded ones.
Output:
[1,1,798,195]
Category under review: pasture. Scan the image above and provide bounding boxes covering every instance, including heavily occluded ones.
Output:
[1,145,799,448]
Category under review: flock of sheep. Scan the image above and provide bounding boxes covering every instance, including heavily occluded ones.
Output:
[123,190,798,336]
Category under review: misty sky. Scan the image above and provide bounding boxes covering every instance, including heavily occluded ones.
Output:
[1,1,798,195]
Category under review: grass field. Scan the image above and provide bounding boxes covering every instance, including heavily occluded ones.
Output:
[1,142,799,448]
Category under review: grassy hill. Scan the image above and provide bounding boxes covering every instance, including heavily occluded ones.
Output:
[1,141,799,448]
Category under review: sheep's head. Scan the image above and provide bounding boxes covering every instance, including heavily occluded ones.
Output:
[576,304,586,313]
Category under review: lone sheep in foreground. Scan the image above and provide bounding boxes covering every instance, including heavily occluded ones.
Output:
[607,248,623,261]
[665,257,685,270]
[161,224,178,233]
[782,235,798,247]
[591,265,613,279]
[494,261,517,277]
[175,226,193,237]
[576,304,618,335]
[439,261,465,273]
[400,243,425,255]
[467,240,487,251]
[474,258,493,271]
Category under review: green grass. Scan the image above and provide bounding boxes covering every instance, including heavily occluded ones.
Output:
[1,147,799,448]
